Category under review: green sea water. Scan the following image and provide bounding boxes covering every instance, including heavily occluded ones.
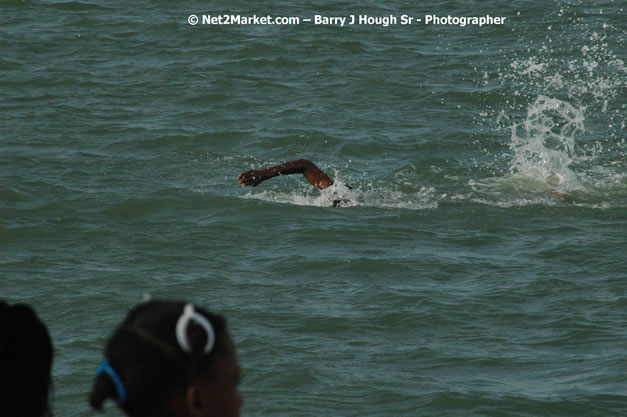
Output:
[1,1,625,416]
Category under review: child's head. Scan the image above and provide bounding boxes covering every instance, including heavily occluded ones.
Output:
[89,299,242,417]
[0,300,54,417]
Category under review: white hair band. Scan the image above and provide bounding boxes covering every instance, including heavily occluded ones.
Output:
[176,303,215,354]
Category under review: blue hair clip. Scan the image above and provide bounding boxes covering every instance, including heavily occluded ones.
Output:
[96,358,127,404]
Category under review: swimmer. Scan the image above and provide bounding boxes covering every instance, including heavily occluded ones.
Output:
[89,299,243,417]
[238,159,334,190]
[0,300,54,417]
[238,159,357,207]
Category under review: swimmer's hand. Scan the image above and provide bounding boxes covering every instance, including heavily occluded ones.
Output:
[237,169,269,187]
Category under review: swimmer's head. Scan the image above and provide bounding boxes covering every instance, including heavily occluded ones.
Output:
[89,299,243,417]
[326,182,359,207]
[0,301,54,417]
[331,198,352,207]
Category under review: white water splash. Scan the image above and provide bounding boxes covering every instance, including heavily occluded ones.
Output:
[471,91,626,207]
[508,95,585,191]
[474,8,626,208]
[241,180,439,210]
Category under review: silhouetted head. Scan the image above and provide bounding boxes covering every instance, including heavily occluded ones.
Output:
[0,300,54,417]
[89,299,242,417]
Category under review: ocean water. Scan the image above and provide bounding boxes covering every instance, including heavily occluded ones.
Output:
[1,1,625,416]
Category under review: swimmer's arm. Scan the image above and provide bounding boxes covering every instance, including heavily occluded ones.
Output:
[238,159,333,190]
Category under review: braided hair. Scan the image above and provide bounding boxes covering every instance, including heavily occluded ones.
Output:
[89,299,229,416]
